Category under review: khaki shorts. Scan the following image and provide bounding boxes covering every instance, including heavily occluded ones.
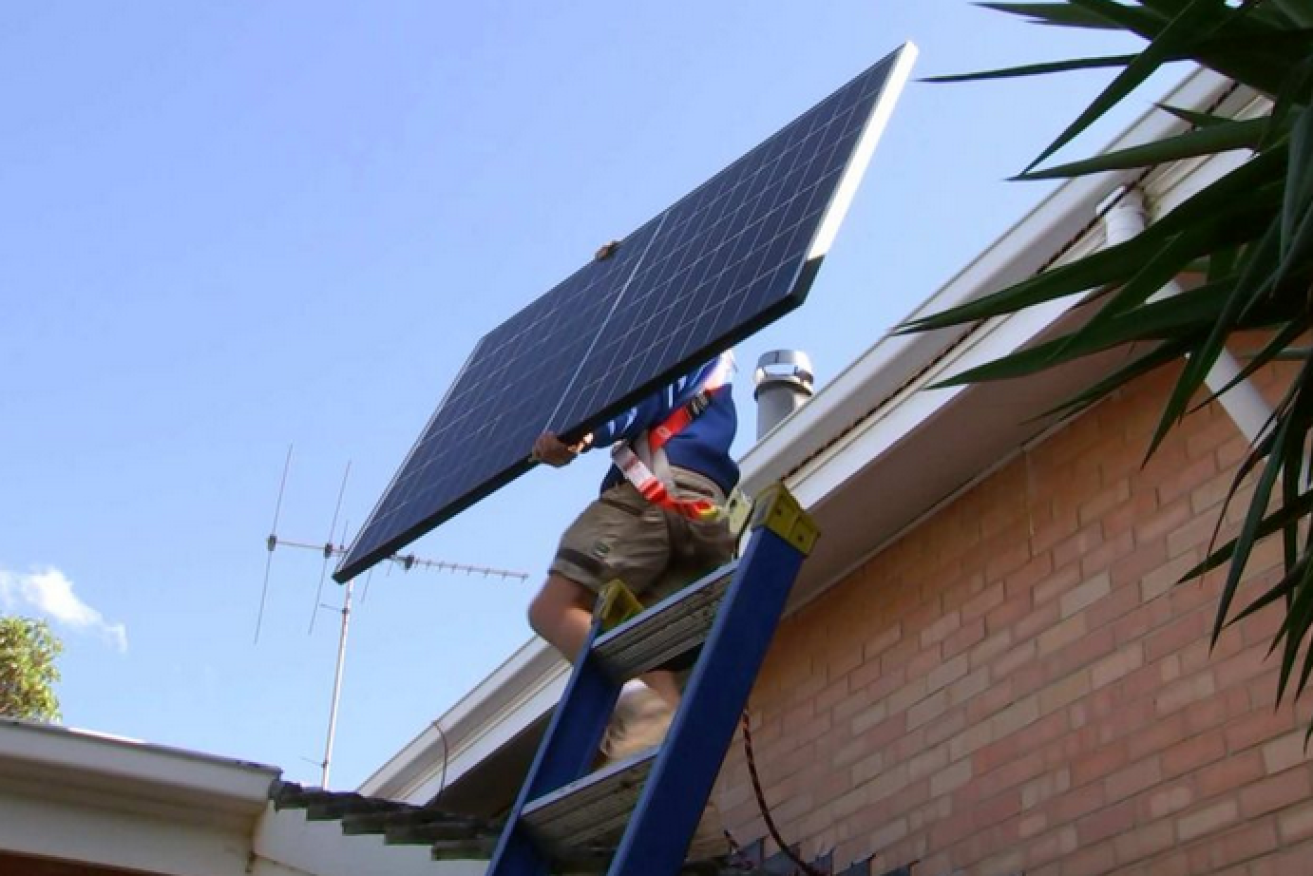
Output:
[551,467,736,601]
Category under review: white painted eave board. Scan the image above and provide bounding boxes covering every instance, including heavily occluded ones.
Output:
[0,717,279,817]
[361,637,565,801]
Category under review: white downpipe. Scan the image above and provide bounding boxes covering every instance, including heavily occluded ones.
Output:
[1102,188,1272,443]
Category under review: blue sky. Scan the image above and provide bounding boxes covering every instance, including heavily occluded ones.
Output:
[1,4,1160,790]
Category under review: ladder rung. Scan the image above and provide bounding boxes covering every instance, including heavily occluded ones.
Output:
[592,561,738,680]
[520,749,658,853]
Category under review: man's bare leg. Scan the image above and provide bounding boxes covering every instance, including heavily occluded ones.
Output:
[528,573,680,707]
[527,573,595,659]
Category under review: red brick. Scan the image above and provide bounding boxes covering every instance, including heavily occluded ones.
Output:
[1095,691,1156,745]
[1110,536,1169,588]
[1184,410,1241,461]
[905,643,943,681]
[974,748,1047,801]
[1061,838,1117,876]
[1277,800,1313,842]
[1226,706,1299,754]
[1045,625,1117,680]
[985,587,1035,632]
[1167,511,1223,559]
[1162,731,1227,776]
[985,541,1033,584]
[1101,488,1155,539]
[1195,748,1264,798]
[920,609,962,648]
[1262,841,1313,876]
[942,617,986,660]
[1181,680,1248,735]
[1085,582,1144,631]
[1140,552,1204,601]
[1112,818,1175,865]
[1205,819,1280,872]
[1106,755,1161,801]
[1024,825,1078,869]
[1237,599,1284,649]
[1125,710,1187,763]
[1241,767,1313,819]
[1156,670,1218,716]
[1144,607,1209,663]
[1177,798,1240,842]
[1146,781,1194,820]
[1133,497,1193,546]
[924,704,968,748]
[1015,598,1063,643]
[1081,529,1137,579]
[815,677,850,714]
[1156,452,1220,507]
[1076,797,1137,845]
[1260,730,1310,774]
[1005,550,1056,594]
[963,580,1006,621]
[1054,526,1104,573]
[1071,741,1129,788]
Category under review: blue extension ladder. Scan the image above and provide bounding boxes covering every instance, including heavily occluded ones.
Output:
[488,484,818,876]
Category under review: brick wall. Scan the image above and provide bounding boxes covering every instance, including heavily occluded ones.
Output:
[718,360,1313,876]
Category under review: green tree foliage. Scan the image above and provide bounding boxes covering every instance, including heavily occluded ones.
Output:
[0,616,63,722]
[904,2,1313,731]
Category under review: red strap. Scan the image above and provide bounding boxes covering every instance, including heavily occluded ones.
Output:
[610,444,721,521]
[649,405,695,451]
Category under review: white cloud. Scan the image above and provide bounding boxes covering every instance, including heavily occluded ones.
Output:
[0,566,128,653]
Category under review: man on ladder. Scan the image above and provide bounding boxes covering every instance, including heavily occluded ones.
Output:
[527,349,738,860]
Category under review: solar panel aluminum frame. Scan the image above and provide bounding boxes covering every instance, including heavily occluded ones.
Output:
[335,43,917,583]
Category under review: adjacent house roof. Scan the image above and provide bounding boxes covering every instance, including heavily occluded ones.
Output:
[361,64,1252,816]
[0,717,484,876]
[0,716,278,876]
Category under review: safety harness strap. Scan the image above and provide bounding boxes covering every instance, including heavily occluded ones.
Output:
[611,442,721,521]
[610,354,734,521]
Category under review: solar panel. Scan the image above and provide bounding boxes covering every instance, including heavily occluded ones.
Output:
[335,44,916,583]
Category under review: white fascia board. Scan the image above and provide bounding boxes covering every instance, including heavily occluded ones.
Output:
[255,807,487,876]
[0,787,271,876]
[361,638,566,800]
[792,294,1077,508]
[0,718,279,817]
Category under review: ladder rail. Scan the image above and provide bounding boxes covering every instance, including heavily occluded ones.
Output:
[607,524,808,875]
[488,484,816,876]
[486,616,618,876]
[592,559,739,680]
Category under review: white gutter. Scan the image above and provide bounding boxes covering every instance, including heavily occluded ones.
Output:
[0,718,282,876]
[0,717,279,815]
[361,637,566,801]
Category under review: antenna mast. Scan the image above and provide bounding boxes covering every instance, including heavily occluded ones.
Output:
[259,452,529,788]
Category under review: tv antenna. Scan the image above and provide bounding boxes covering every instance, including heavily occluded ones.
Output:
[256,445,529,787]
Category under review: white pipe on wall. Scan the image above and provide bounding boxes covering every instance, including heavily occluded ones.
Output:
[1102,188,1272,443]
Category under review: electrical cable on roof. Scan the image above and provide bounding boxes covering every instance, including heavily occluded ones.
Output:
[739,708,826,876]
[428,719,450,805]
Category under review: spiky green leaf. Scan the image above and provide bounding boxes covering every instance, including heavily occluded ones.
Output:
[975,2,1131,28]
[1016,118,1268,179]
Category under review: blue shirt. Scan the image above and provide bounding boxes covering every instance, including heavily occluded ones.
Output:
[589,353,739,495]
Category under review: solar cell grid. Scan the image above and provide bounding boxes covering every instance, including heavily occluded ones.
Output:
[336,45,915,582]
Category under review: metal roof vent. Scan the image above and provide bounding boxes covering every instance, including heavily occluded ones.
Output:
[753,350,814,439]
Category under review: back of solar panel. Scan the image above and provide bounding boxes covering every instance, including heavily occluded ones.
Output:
[336,44,916,583]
